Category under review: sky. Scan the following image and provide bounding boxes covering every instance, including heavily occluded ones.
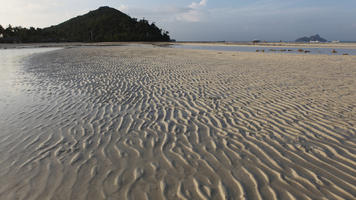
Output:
[0,0,356,41]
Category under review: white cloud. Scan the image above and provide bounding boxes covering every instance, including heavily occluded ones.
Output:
[177,0,207,22]
[126,0,208,23]
[189,0,207,9]
[0,0,94,28]
[118,5,129,12]
[176,10,202,22]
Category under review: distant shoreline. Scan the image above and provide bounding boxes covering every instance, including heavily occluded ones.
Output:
[1,41,356,50]
[175,41,356,49]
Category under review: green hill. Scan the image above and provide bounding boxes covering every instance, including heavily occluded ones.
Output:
[0,6,171,43]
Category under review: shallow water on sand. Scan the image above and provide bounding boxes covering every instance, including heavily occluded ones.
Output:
[0,46,355,200]
[171,44,356,55]
[0,48,60,129]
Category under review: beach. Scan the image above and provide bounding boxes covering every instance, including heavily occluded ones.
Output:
[0,45,355,200]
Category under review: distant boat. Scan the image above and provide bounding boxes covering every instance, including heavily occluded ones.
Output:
[332,40,340,43]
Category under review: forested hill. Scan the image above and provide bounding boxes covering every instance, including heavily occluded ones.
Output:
[0,6,171,43]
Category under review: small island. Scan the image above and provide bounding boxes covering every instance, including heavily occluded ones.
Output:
[295,34,327,42]
[0,6,171,43]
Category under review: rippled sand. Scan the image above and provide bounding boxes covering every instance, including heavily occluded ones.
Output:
[0,46,356,200]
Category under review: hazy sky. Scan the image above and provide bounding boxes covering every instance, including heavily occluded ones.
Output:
[1,0,355,41]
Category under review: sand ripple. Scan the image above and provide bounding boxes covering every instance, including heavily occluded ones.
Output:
[0,46,355,200]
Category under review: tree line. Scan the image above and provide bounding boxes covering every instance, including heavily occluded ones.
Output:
[0,25,53,43]
[0,22,170,43]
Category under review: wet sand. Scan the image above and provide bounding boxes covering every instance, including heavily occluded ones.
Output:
[0,46,355,200]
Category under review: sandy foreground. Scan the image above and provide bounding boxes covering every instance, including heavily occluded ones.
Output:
[0,46,355,200]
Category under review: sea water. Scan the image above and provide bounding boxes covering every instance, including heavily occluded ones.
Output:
[171,44,356,55]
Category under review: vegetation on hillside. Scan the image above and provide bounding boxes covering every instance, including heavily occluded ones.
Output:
[0,6,171,43]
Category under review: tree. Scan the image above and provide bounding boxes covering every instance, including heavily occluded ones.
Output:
[0,25,4,38]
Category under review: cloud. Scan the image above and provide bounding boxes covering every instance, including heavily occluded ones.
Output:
[189,0,207,9]
[177,0,208,22]
[118,5,128,12]
[126,1,208,23]
[176,10,202,22]
[0,0,95,27]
